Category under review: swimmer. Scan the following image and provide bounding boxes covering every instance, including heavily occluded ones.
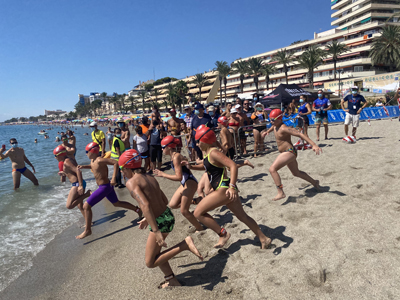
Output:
[53,145,91,218]
[55,136,60,142]
[119,149,203,288]
[189,126,271,249]
[0,138,39,189]
[66,130,76,147]
[76,142,142,239]
[34,139,38,143]
[262,109,321,201]
[153,136,204,232]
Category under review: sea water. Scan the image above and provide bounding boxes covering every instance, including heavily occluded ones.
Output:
[0,124,106,291]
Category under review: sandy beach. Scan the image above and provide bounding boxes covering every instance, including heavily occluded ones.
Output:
[2,118,400,300]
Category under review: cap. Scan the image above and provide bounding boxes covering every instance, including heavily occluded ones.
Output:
[230,108,238,114]
[207,106,215,111]
[170,108,176,113]
[235,104,241,109]
[351,86,360,90]
[119,149,142,169]
[53,145,67,157]
[161,135,179,149]
[85,142,100,153]
[195,126,216,145]
[90,122,97,127]
[218,116,228,126]
[269,109,283,120]
[194,103,204,110]
[255,102,263,107]
[184,105,190,109]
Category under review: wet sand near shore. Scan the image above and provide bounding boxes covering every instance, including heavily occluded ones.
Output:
[2,119,400,300]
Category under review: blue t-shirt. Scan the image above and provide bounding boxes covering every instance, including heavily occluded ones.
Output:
[191,113,213,137]
[149,128,162,146]
[313,98,331,117]
[343,94,366,115]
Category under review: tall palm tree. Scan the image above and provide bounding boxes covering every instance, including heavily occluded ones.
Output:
[369,25,400,73]
[151,88,160,103]
[192,73,209,102]
[232,60,248,93]
[175,80,189,111]
[297,45,327,89]
[138,91,148,111]
[165,83,177,108]
[247,57,265,101]
[120,93,127,113]
[326,40,350,80]
[221,64,231,106]
[273,49,294,84]
[214,61,229,105]
[261,63,277,91]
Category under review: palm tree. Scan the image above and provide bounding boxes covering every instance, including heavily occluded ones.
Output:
[120,93,127,113]
[151,88,160,103]
[214,61,229,105]
[165,83,177,108]
[110,94,119,113]
[175,80,189,111]
[297,45,327,89]
[247,57,265,101]
[232,60,248,93]
[192,73,209,102]
[261,63,277,91]
[326,40,350,80]
[369,25,400,73]
[273,49,294,84]
[138,91,148,111]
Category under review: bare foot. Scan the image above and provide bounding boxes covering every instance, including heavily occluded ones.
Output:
[76,230,91,239]
[80,222,94,228]
[313,180,320,192]
[272,190,286,201]
[213,232,231,248]
[185,236,203,260]
[254,153,257,158]
[316,138,320,141]
[260,237,272,249]
[158,277,181,289]
[244,160,255,169]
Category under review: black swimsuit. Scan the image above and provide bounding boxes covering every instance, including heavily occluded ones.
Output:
[203,148,230,190]
[171,154,197,186]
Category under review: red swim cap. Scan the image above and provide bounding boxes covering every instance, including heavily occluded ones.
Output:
[85,142,100,153]
[218,116,228,126]
[119,149,142,169]
[195,126,216,145]
[161,135,178,149]
[53,145,67,157]
[269,109,283,120]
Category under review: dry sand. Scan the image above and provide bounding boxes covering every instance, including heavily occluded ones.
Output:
[1,118,400,300]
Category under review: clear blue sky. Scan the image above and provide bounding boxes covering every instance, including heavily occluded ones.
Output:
[0,0,332,121]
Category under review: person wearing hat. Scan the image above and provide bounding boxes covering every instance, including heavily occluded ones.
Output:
[207,105,220,127]
[189,103,213,159]
[341,86,368,137]
[117,117,131,150]
[90,122,106,157]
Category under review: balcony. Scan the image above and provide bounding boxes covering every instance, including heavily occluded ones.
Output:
[331,0,369,19]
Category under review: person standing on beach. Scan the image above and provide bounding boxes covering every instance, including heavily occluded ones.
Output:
[76,142,142,239]
[117,118,131,150]
[106,127,113,150]
[262,109,321,201]
[151,105,162,123]
[119,149,203,288]
[189,103,213,160]
[167,108,185,146]
[188,126,271,249]
[90,122,106,157]
[296,95,312,136]
[392,87,400,121]
[312,90,332,141]
[0,138,39,189]
[153,136,204,232]
[53,145,91,217]
[341,86,368,137]
[148,120,165,171]
[111,128,126,188]
[66,130,76,148]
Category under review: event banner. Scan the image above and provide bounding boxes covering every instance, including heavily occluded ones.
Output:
[283,106,399,126]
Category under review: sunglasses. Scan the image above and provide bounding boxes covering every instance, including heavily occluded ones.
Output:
[10,142,18,145]
[195,128,212,144]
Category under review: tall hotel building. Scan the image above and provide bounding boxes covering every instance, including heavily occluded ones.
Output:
[223,0,400,98]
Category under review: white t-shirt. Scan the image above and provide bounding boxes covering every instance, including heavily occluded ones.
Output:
[133,135,148,154]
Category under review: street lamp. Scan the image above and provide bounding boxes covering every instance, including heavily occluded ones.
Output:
[337,69,344,98]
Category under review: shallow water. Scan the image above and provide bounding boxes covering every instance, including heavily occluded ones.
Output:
[0,125,107,291]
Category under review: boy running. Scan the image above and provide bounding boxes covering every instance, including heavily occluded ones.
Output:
[0,138,39,189]
[119,149,203,288]
[262,109,321,201]
[76,142,142,239]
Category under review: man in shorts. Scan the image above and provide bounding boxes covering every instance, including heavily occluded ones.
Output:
[90,122,106,157]
[0,138,39,189]
[312,90,332,141]
[235,103,250,155]
[341,86,368,136]
[76,142,142,239]
[148,120,164,171]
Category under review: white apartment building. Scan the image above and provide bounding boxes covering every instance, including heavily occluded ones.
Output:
[224,0,400,99]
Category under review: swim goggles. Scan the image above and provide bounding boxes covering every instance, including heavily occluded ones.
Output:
[161,141,174,149]
[86,144,99,153]
[119,154,140,170]
[54,150,67,157]
[270,114,283,122]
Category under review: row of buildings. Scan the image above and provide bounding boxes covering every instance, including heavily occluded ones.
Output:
[79,0,400,114]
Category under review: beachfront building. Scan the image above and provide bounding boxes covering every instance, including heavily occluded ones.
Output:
[44,109,67,116]
[223,0,400,99]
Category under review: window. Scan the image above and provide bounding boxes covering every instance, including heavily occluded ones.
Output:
[322,71,330,77]
[354,66,364,72]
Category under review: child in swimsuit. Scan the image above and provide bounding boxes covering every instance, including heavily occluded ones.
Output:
[262,109,321,201]
[187,126,272,250]
[153,136,203,232]
[119,149,203,289]
[251,103,268,157]
[75,142,142,239]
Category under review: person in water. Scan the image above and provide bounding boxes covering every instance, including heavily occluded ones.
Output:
[119,149,203,288]
[188,126,271,249]
[262,109,321,201]
[153,136,204,232]
[0,138,39,189]
[76,142,142,239]
[53,145,91,219]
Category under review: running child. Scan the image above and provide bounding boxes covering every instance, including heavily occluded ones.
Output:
[153,136,204,232]
[76,142,142,239]
[53,145,91,217]
[262,109,321,201]
[189,126,271,249]
[0,138,38,189]
[119,149,203,288]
